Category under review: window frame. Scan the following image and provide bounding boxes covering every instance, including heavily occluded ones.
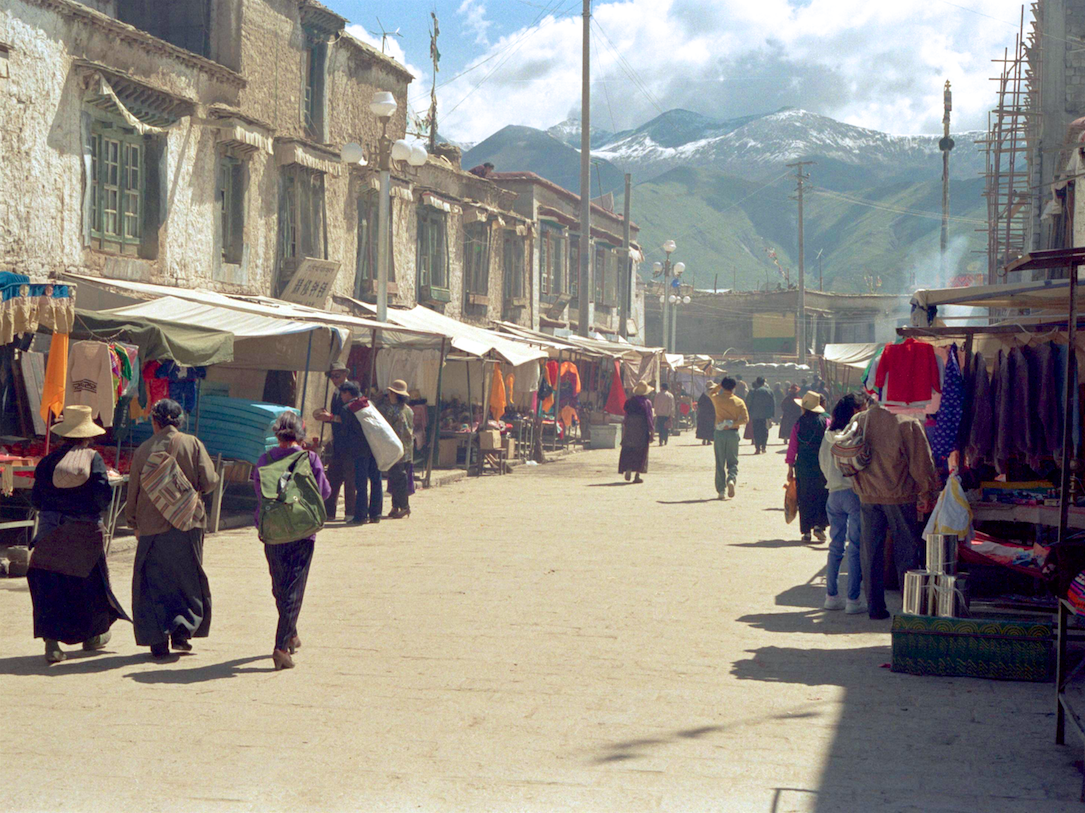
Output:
[416,206,450,301]
[280,165,327,263]
[539,222,566,303]
[302,35,327,141]
[503,232,526,303]
[355,190,395,295]
[217,153,244,264]
[88,120,144,255]
[463,221,491,299]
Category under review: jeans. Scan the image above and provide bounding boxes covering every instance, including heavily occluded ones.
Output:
[352,454,383,522]
[860,502,921,616]
[655,415,670,445]
[826,489,862,601]
[713,429,739,493]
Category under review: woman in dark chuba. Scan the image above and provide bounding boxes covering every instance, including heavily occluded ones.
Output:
[27,405,129,664]
[127,399,219,659]
[695,390,716,445]
[618,381,655,483]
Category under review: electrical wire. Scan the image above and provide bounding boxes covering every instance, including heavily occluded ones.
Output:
[811,187,988,226]
[590,18,667,117]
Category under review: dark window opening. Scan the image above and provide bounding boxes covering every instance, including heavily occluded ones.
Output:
[463,222,490,298]
[116,0,212,59]
[279,166,326,262]
[503,233,525,302]
[355,191,394,297]
[417,207,449,301]
[217,154,244,264]
[303,36,327,141]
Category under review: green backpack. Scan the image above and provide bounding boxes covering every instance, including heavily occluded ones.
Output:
[257,450,327,545]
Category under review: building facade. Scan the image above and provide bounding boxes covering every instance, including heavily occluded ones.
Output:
[488,171,644,340]
[0,0,536,329]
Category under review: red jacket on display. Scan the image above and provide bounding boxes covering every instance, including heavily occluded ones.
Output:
[874,338,941,405]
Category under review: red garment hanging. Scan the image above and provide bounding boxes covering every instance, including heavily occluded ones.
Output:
[874,338,940,404]
[605,359,626,415]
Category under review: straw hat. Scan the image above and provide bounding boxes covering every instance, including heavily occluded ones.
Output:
[387,379,410,398]
[633,382,652,396]
[52,405,105,438]
[801,391,825,413]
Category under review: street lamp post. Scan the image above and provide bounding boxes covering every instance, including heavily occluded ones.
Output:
[655,240,678,351]
[368,91,428,323]
[669,288,691,354]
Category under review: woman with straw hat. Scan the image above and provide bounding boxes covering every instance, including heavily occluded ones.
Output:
[786,391,830,543]
[27,405,129,664]
[618,381,654,483]
[379,379,414,519]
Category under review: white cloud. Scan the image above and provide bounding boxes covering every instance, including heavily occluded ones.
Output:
[344,24,425,81]
[434,0,1028,143]
[457,0,493,47]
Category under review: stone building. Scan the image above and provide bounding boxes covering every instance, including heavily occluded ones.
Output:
[0,0,534,330]
[645,289,912,357]
[488,171,645,340]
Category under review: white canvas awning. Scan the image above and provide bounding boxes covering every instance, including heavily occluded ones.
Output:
[62,273,445,350]
[911,279,1084,326]
[104,297,343,371]
[340,299,545,366]
[823,343,881,371]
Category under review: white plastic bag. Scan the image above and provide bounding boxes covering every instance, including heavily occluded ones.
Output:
[350,401,404,471]
[922,474,973,541]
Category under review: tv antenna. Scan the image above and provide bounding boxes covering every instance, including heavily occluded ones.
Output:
[370,18,402,53]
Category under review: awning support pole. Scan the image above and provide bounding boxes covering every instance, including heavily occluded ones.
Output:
[555,350,563,450]
[301,331,313,417]
[319,332,335,445]
[465,358,472,472]
[425,337,447,488]
[476,356,495,476]
[1059,262,1078,548]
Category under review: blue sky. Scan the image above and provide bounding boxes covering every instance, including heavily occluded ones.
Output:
[323,1,1032,145]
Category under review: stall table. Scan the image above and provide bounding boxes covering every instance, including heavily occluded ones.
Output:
[974,502,1085,531]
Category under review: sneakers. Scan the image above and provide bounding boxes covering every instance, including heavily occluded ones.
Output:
[823,593,846,611]
[845,598,868,615]
[727,482,736,499]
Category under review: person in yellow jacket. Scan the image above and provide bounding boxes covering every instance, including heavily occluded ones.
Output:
[706,377,749,500]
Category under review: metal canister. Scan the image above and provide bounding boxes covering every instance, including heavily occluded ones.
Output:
[933,573,960,617]
[926,533,958,576]
[902,570,931,615]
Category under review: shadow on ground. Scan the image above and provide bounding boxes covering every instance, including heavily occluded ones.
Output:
[732,644,1080,810]
[123,655,271,683]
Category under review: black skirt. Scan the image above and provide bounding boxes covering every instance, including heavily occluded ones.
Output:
[132,527,212,646]
[28,558,128,645]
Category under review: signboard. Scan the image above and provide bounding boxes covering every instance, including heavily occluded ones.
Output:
[751,312,795,353]
[281,258,341,309]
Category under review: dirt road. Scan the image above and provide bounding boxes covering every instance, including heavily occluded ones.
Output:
[0,436,1077,811]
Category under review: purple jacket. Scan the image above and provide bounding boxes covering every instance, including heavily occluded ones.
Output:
[252,446,332,540]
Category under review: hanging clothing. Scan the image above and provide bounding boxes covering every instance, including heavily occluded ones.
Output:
[489,362,508,420]
[604,360,627,415]
[966,351,994,465]
[928,343,963,465]
[66,341,115,428]
[39,332,68,424]
[874,338,940,405]
[157,362,206,413]
[1032,343,1061,464]
[143,360,169,407]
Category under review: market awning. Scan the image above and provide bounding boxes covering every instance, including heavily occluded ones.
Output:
[338,298,545,366]
[102,297,340,371]
[911,277,1085,326]
[822,343,881,371]
[62,272,444,350]
[67,309,234,367]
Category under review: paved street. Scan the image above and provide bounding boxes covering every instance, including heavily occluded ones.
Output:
[0,436,1080,812]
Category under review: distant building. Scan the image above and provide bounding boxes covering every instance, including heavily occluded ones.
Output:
[645,289,912,357]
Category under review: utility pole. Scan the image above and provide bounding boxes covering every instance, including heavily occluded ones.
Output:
[939,80,954,288]
[787,161,815,365]
[428,12,440,152]
[619,172,631,338]
[817,249,823,292]
[577,0,592,337]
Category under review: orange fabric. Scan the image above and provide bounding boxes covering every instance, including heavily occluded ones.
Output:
[40,332,68,425]
[542,360,581,414]
[489,363,508,420]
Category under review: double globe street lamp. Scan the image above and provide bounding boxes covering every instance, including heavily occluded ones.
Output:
[341,90,428,322]
[653,239,687,353]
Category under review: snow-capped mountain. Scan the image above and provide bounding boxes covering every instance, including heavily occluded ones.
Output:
[592,108,986,187]
[546,117,615,150]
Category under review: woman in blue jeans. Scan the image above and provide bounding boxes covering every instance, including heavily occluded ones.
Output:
[818,394,866,614]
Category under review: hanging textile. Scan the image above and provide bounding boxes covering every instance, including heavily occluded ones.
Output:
[874,337,940,406]
[605,359,626,415]
[39,332,68,424]
[489,362,507,420]
[66,340,115,427]
[928,343,963,466]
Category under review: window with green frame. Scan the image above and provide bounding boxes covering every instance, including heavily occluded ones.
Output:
[539,222,565,300]
[89,121,144,254]
[217,154,244,264]
[464,222,490,297]
[355,191,394,292]
[568,234,580,301]
[416,207,449,297]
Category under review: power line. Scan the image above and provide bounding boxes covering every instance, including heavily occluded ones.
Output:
[590,18,666,117]
[811,187,988,225]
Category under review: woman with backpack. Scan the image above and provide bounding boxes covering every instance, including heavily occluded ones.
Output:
[253,412,331,670]
[126,399,220,659]
[785,392,830,543]
[27,405,130,664]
